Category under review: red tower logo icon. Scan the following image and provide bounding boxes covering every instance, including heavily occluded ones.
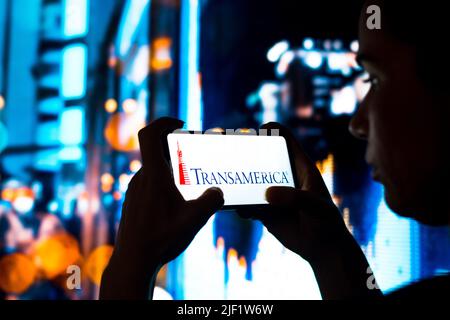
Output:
[177,141,191,185]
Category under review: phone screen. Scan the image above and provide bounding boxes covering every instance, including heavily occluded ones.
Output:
[167,133,296,207]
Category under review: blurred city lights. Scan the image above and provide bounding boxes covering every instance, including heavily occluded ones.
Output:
[1,188,15,202]
[58,146,83,161]
[101,184,112,193]
[179,0,202,131]
[105,98,118,113]
[0,122,8,153]
[128,45,150,85]
[12,187,35,214]
[129,159,142,172]
[113,191,122,201]
[350,40,359,53]
[108,45,118,69]
[296,106,314,119]
[32,233,81,279]
[327,53,347,71]
[103,194,114,206]
[209,127,225,133]
[77,191,100,214]
[101,173,114,186]
[333,40,343,50]
[61,44,87,99]
[330,86,357,116]
[63,0,89,38]
[59,107,85,145]
[267,40,289,63]
[108,55,118,69]
[83,245,113,285]
[122,98,138,114]
[276,50,295,76]
[119,174,131,192]
[12,196,35,214]
[77,192,89,214]
[117,0,150,57]
[104,113,145,152]
[47,201,59,213]
[153,286,174,300]
[36,121,60,147]
[316,154,334,195]
[258,83,279,111]
[304,51,323,69]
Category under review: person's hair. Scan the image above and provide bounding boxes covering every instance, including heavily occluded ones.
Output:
[381,1,448,92]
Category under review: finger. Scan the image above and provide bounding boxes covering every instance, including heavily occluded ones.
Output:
[238,186,337,225]
[261,122,330,198]
[186,187,224,225]
[265,186,333,214]
[138,117,184,178]
[265,186,298,205]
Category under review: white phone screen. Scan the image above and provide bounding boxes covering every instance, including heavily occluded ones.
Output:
[167,133,296,207]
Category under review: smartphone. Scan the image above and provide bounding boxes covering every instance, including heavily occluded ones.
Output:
[165,132,297,210]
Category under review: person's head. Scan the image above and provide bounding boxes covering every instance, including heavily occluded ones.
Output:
[349,0,450,225]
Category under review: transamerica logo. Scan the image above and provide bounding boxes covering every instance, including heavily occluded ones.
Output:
[177,142,290,186]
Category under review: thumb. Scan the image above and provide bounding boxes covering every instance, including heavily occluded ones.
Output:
[236,187,301,221]
[266,186,333,214]
[187,187,224,223]
[265,186,300,206]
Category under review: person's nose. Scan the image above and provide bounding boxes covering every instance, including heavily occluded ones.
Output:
[349,101,369,140]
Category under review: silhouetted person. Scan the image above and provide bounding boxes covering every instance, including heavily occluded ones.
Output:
[100,0,449,299]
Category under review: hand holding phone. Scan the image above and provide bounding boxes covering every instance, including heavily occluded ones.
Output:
[100,118,224,299]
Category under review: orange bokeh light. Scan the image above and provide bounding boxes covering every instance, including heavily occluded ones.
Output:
[216,236,225,249]
[32,233,81,279]
[104,113,145,152]
[108,56,118,69]
[239,256,247,268]
[113,191,122,201]
[0,253,37,294]
[15,187,34,199]
[1,188,15,201]
[1,187,34,203]
[105,99,118,113]
[101,173,114,186]
[316,154,334,175]
[101,184,112,193]
[227,248,238,263]
[129,160,142,173]
[151,37,173,71]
